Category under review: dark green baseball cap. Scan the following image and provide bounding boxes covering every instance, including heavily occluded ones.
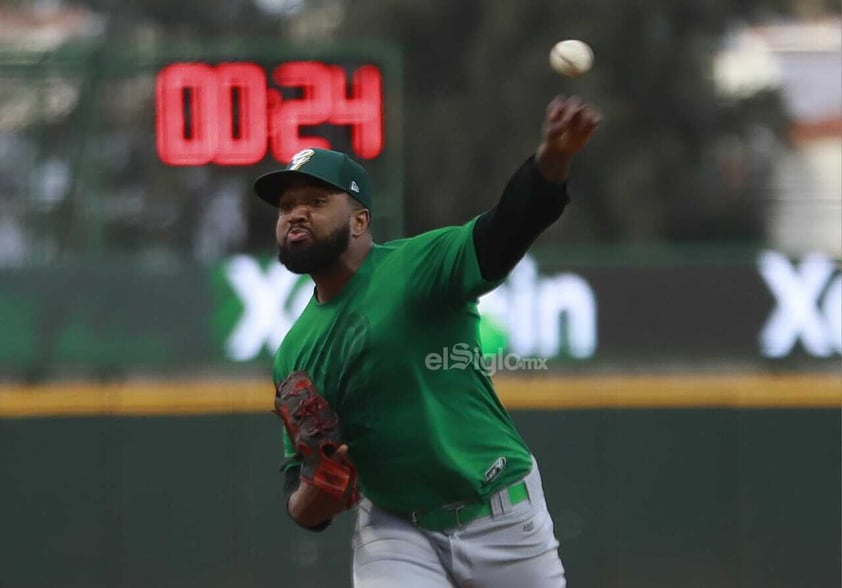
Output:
[253,148,372,210]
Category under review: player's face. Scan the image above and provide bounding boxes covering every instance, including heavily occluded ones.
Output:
[275,180,354,275]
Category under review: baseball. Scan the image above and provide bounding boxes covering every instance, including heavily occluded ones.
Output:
[549,40,594,77]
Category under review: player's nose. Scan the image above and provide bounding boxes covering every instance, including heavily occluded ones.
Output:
[286,202,311,223]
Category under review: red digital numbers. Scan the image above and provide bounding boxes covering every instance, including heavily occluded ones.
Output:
[156,61,384,166]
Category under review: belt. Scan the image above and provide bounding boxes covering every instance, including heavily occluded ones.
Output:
[409,481,529,532]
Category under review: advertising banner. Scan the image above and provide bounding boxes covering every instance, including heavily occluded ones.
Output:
[212,250,842,366]
[1,250,839,374]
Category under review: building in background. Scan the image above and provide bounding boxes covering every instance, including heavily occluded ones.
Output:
[0,1,104,266]
[715,18,842,257]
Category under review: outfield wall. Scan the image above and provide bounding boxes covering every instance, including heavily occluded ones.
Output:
[1,375,839,588]
[2,250,840,378]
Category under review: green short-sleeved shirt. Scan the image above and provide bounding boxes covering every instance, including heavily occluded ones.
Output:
[274,217,532,513]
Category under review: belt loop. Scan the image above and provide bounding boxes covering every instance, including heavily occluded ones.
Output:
[490,487,507,517]
[454,505,464,527]
[524,457,541,504]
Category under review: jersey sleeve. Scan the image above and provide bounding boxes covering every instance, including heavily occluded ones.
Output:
[401,216,505,304]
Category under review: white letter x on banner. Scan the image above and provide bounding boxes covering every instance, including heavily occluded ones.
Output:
[759,251,837,358]
[223,255,309,361]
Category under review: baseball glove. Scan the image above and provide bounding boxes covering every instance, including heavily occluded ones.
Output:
[274,371,359,508]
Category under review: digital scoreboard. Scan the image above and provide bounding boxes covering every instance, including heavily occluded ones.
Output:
[155,61,385,166]
[155,61,384,165]
[150,46,404,239]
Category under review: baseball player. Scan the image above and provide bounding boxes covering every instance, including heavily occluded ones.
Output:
[255,95,600,587]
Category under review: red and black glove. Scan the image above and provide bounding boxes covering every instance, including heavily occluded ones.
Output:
[274,371,359,508]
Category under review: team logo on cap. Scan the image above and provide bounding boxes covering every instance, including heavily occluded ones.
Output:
[288,149,315,171]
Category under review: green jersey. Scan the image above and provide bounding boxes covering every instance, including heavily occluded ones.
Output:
[274,217,532,514]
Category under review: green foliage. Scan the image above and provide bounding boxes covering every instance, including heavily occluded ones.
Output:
[14,0,830,258]
[337,0,797,244]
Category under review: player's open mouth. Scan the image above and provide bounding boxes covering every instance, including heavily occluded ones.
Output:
[287,227,312,244]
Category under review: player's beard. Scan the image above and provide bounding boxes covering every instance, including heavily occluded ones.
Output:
[277,222,351,275]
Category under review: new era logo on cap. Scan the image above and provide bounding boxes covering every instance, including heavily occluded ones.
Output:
[350,181,360,193]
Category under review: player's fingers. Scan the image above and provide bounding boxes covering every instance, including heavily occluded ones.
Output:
[581,105,602,127]
[334,444,352,464]
[549,102,599,138]
[550,102,584,134]
[550,94,583,124]
[545,123,562,141]
[576,125,598,146]
[547,109,583,138]
[546,120,570,140]
[546,95,567,119]
[572,106,600,134]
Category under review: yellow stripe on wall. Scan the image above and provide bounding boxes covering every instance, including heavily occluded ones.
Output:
[0,374,839,418]
[494,374,841,409]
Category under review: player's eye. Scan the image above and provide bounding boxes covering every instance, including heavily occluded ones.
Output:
[312,196,328,207]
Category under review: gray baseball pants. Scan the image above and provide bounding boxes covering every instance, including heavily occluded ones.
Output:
[352,458,566,587]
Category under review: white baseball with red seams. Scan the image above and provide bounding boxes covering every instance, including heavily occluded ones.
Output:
[549,40,594,77]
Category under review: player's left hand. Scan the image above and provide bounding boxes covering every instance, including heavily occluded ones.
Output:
[536,95,601,183]
[274,371,360,509]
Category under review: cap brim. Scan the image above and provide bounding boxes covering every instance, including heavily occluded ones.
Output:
[253,170,342,207]
[253,170,297,207]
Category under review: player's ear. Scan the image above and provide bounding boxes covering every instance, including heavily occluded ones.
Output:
[350,208,370,237]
